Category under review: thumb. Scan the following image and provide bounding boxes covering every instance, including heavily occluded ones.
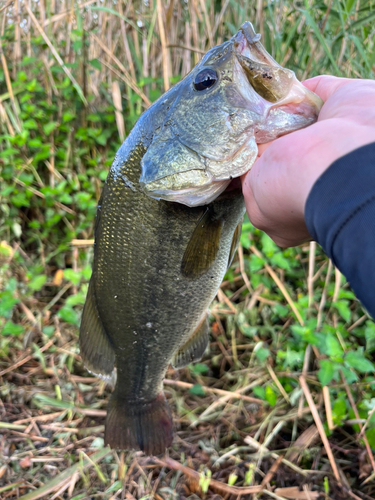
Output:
[303,75,354,102]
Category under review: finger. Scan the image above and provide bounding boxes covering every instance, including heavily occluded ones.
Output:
[302,75,353,102]
[257,142,273,156]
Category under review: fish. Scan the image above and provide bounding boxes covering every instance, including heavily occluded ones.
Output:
[79,22,322,456]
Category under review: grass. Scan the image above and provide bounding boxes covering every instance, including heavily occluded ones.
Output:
[0,0,375,498]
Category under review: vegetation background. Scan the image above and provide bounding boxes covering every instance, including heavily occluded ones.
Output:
[0,0,375,498]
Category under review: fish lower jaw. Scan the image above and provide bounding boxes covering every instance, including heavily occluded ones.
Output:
[144,178,232,207]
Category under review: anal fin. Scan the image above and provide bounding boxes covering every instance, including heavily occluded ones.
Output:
[172,315,209,368]
[79,280,115,377]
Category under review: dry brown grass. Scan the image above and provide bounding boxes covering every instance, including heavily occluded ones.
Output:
[1,1,375,499]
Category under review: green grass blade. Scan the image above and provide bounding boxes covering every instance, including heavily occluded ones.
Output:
[299,8,341,75]
[350,9,375,29]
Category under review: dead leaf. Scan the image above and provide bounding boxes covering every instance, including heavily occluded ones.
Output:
[53,269,64,286]
[20,456,32,468]
[274,487,319,499]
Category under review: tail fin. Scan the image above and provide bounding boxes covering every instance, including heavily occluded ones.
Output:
[105,392,173,455]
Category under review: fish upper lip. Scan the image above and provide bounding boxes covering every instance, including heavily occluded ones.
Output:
[233,22,279,67]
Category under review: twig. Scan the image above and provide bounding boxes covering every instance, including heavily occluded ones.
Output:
[163,378,263,404]
[260,454,284,487]
[250,245,304,326]
[341,372,375,475]
[0,340,54,378]
[244,435,309,476]
[0,0,14,13]
[298,345,312,418]
[71,239,94,246]
[267,364,290,404]
[167,43,205,54]
[24,3,87,106]
[192,376,268,424]
[307,241,316,309]
[155,456,263,495]
[90,33,151,107]
[217,288,237,313]
[347,314,367,332]
[322,386,334,431]
[238,243,252,294]
[317,259,333,329]
[156,0,169,91]
[299,376,340,482]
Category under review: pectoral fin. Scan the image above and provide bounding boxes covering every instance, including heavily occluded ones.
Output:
[181,208,224,279]
[172,315,209,368]
[79,280,115,377]
[228,220,243,268]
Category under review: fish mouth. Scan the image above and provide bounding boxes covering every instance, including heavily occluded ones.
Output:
[228,23,323,150]
[141,23,323,208]
[233,22,278,66]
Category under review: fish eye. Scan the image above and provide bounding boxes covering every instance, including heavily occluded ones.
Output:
[193,68,218,91]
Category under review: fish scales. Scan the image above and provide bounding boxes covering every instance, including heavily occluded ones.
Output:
[94,141,244,399]
[80,21,322,455]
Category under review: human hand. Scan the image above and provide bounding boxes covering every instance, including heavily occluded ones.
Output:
[241,75,375,247]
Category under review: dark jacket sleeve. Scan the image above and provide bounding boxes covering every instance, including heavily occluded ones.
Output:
[305,142,375,318]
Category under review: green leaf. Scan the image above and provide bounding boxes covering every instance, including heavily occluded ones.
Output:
[189,384,205,396]
[265,386,277,406]
[190,363,209,374]
[345,350,375,373]
[29,275,47,291]
[261,233,277,257]
[43,326,55,337]
[82,266,92,280]
[341,366,358,384]
[365,322,375,352]
[33,393,75,409]
[23,118,38,130]
[228,473,238,486]
[270,252,291,271]
[240,231,251,249]
[332,300,351,322]
[249,254,264,273]
[365,428,375,450]
[89,59,102,70]
[318,360,334,386]
[58,306,78,325]
[332,398,347,426]
[43,121,58,135]
[273,304,289,318]
[254,346,270,361]
[323,334,343,359]
[0,291,19,318]
[253,386,266,400]
[1,321,24,336]
[63,269,82,285]
[299,9,340,74]
[105,481,122,494]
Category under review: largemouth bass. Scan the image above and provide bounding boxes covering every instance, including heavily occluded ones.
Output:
[79,22,322,455]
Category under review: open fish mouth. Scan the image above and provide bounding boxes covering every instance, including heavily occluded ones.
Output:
[140,22,323,208]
